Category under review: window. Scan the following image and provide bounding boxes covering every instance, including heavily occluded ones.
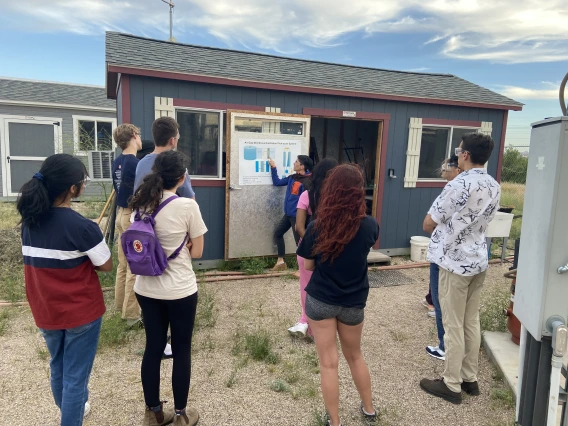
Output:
[418,126,479,180]
[177,109,224,178]
[234,117,304,135]
[73,116,117,180]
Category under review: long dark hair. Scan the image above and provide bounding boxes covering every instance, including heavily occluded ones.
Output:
[17,154,87,228]
[308,158,338,218]
[313,164,366,263]
[130,150,186,214]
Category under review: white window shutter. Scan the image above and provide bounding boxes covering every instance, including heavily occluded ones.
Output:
[479,121,492,136]
[479,122,493,168]
[154,97,175,119]
[404,117,423,188]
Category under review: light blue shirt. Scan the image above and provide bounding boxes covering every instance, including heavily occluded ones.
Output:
[134,153,195,198]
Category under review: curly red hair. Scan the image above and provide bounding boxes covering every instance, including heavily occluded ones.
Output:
[313,164,366,263]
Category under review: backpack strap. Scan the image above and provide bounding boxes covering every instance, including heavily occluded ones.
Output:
[168,233,189,260]
[151,195,179,218]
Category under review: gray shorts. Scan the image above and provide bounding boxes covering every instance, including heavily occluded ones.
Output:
[305,294,364,326]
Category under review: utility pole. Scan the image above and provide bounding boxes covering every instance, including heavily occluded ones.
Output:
[161,0,175,42]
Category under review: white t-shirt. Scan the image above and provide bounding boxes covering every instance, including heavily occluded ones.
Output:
[427,168,500,276]
[133,191,208,300]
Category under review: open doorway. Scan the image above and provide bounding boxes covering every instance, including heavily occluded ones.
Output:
[309,117,382,216]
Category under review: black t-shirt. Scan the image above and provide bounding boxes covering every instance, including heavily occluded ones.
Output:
[297,216,379,309]
[112,154,139,208]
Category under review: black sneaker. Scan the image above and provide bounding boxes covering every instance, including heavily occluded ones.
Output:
[461,380,480,396]
[360,402,378,424]
[420,378,462,404]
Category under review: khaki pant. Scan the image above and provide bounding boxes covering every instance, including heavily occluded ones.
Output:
[439,267,487,393]
[115,207,140,320]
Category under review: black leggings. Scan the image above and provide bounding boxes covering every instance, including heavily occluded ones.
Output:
[274,215,300,257]
[136,292,198,410]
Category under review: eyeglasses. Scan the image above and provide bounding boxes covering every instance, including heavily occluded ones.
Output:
[82,176,91,188]
[455,147,469,156]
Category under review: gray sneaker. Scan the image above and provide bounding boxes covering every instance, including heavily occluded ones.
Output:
[360,402,378,424]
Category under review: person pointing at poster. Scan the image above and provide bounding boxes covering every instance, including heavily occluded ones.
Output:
[268,155,313,271]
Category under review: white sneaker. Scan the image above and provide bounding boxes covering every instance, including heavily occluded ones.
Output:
[427,311,436,318]
[163,343,173,359]
[287,323,308,338]
[84,401,91,418]
[426,345,446,360]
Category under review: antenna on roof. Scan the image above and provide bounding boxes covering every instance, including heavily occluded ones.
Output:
[160,0,176,42]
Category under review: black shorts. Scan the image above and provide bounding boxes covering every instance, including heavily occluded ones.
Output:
[305,294,364,326]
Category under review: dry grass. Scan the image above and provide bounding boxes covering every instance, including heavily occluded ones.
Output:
[0,264,517,425]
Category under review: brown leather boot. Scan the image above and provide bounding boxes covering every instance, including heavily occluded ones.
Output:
[172,407,199,426]
[142,402,175,426]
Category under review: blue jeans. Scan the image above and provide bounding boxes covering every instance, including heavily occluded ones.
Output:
[40,317,102,426]
[430,263,445,351]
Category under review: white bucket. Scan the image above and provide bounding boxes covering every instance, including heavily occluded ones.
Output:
[410,236,431,262]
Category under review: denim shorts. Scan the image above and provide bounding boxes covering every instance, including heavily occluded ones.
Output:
[305,294,364,326]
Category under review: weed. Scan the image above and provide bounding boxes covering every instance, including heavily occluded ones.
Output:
[270,379,290,393]
[0,203,20,230]
[225,370,238,388]
[282,362,301,384]
[244,330,280,363]
[96,247,119,289]
[0,308,14,336]
[284,255,298,270]
[195,285,217,330]
[0,264,25,303]
[491,388,516,409]
[306,409,328,426]
[389,329,409,342]
[207,368,214,377]
[98,312,139,350]
[241,257,269,275]
[37,347,50,361]
[480,285,510,332]
[304,352,319,368]
[217,259,241,272]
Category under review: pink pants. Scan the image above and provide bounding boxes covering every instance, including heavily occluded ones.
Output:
[297,255,313,334]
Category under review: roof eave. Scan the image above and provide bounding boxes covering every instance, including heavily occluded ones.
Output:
[108,64,523,111]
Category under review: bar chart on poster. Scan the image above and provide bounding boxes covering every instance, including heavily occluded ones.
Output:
[238,138,302,185]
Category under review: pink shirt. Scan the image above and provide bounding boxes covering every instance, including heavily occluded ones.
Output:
[297,190,312,215]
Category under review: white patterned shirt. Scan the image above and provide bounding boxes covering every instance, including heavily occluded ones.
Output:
[427,168,501,276]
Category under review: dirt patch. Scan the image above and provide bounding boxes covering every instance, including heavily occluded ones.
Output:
[0,264,516,425]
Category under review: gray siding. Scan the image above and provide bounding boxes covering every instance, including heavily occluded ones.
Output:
[128,76,506,251]
[0,103,116,198]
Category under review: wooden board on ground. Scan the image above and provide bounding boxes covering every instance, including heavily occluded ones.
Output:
[367,250,391,265]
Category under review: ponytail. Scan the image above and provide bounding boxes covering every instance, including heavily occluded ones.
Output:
[130,173,165,214]
[129,150,186,214]
[16,154,87,228]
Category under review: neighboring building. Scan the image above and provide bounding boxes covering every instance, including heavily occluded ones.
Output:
[0,77,117,199]
[105,31,523,263]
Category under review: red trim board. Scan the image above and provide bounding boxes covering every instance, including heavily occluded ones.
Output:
[496,111,508,183]
[191,179,226,187]
[120,74,131,124]
[416,181,447,188]
[422,118,482,127]
[174,98,265,111]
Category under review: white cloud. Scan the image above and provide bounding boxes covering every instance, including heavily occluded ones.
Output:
[1,0,567,62]
[494,84,559,100]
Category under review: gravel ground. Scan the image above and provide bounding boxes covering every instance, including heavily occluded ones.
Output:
[0,263,516,426]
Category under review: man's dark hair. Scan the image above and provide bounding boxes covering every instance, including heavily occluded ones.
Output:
[152,117,179,147]
[461,132,494,165]
[297,155,314,173]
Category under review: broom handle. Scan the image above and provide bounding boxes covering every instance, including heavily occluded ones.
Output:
[97,189,116,225]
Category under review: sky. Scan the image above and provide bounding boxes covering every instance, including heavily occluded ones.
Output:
[0,0,566,149]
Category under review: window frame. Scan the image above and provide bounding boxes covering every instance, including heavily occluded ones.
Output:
[417,124,481,182]
[72,115,117,182]
[72,115,117,156]
[175,107,225,180]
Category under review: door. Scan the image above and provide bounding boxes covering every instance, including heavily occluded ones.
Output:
[225,110,311,259]
[2,119,61,196]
